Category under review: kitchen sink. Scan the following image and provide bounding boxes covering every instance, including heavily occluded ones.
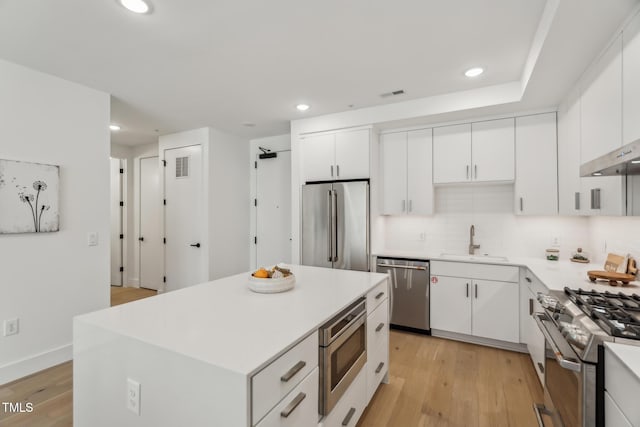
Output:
[438,253,509,262]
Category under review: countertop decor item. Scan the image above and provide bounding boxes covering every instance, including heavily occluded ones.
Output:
[248,265,295,293]
[587,255,637,286]
[570,247,590,263]
[546,248,559,261]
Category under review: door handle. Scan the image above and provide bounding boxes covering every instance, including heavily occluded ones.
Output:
[190,243,201,248]
[138,237,144,242]
[327,190,333,262]
[332,189,338,262]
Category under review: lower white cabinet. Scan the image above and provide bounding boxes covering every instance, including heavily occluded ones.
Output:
[605,346,640,426]
[430,262,519,343]
[321,369,367,427]
[605,391,633,427]
[256,368,319,427]
[366,299,389,402]
[520,269,547,386]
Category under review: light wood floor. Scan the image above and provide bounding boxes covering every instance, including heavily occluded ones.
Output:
[2,291,543,427]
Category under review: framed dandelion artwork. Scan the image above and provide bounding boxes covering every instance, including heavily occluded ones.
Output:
[0,159,59,234]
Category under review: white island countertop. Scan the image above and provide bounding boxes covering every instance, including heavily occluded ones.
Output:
[75,265,387,376]
[604,342,640,381]
[374,251,640,295]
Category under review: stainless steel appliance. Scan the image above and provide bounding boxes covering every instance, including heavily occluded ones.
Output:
[301,181,369,271]
[376,258,430,332]
[533,288,640,427]
[319,297,367,415]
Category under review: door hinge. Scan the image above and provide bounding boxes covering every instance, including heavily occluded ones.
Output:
[254,236,257,244]
[119,168,124,174]
[120,234,124,239]
[119,201,124,207]
[254,198,257,207]
[254,161,257,169]
[119,266,124,272]
[162,160,167,167]
[163,276,166,283]
[163,199,166,205]
[163,237,166,244]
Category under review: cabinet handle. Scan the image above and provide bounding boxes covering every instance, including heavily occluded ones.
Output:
[280,361,306,382]
[466,165,470,180]
[474,164,478,179]
[575,192,580,210]
[375,291,385,300]
[342,407,356,426]
[475,283,478,299]
[336,164,340,177]
[525,277,532,283]
[402,200,406,212]
[408,199,412,212]
[595,188,601,209]
[466,283,469,298]
[520,197,523,212]
[537,362,545,374]
[375,362,385,374]
[280,392,306,418]
[376,322,385,332]
[331,165,334,177]
[591,188,601,210]
[529,298,534,316]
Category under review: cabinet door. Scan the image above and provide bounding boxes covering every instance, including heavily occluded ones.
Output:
[580,34,622,163]
[407,129,433,215]
[471,118,515,182]
[515,113,558,215]
[623,11,640,145]
[433,124,472,184]
[300,133,335,182]
[605,392,634,427]
[527,296,545,385]
[256,368,319,427]
[472,279,519,343]
[430,275,471,335]
[558,91,585,215]
[335,129,370,180]
[380,132,407,215]
[581,176,625,216]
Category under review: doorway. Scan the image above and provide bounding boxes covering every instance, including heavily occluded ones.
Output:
[255,150,291,268]
[138,156,163,290]
[164,145,205,291]
[109,157,125,286]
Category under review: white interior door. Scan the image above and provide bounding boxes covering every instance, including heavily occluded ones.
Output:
[164,145,205,291]
[139,156,163,290]
[109,158,123,286]
[256,150,291,268]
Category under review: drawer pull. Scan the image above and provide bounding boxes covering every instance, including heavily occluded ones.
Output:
[375,291,385,300]
[342,407,356,426]
[525,277,532,283]
[375,362,385,374]
[537,362,545,374]
[280,392,306,418]
[375,322,385,332]
[280,361,306,382]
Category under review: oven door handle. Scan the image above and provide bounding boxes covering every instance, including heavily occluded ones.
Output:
[534,313,582,372]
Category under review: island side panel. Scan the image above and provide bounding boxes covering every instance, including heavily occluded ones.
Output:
[74,320,248,427]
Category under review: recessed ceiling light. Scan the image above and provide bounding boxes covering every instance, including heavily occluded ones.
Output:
[464,67,484,78]
[296,104,310,112]
[592,172,603,176]
[109,124,121,131]
[119,0,151,14]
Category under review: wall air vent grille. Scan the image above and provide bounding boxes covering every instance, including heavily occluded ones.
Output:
[176,156,189,178]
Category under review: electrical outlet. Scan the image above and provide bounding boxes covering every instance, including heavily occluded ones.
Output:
[3,318,19,336]
[419,232,426,241]
[127,378,141,415]
[87,232,98,246]
[551,236,560,247]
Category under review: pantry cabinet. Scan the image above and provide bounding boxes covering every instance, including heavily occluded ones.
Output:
[300,128,370,182]
[380,129,433,215]
[514,113,558,215]
[433,119,514,184]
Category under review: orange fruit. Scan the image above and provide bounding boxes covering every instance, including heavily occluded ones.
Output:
[253,269,269,278]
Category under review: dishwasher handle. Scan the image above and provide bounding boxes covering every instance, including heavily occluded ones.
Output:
[376,263,427,271]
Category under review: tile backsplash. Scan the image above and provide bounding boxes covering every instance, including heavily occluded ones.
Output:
[382,184,591,260]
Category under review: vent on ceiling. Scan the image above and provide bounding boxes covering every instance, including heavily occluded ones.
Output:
[380,89,405,98]
[176,156,189,178]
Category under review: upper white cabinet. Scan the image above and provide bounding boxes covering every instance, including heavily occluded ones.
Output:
[624,11,640,145]
[558,90,585,215]
[380,129,433,215]
[515,113,558,215]
[580,34,622,163]
[433,119,514,184]
[300,128,370,182]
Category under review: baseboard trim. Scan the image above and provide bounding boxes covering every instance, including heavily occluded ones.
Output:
[431,329,527,353]
[0,344,72,385]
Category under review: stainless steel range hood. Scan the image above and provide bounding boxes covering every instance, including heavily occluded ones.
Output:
[580,139,640,176]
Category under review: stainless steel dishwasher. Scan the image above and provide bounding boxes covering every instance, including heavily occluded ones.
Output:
[376,257,430,333]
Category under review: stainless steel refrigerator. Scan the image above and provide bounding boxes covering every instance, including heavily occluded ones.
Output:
[301,181,369,271]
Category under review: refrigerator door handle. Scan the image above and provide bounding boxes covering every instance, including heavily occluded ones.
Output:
[332,189,338,262]
[327,190,332,262]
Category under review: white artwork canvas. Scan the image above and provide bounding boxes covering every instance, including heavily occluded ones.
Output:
[0,159,60,233]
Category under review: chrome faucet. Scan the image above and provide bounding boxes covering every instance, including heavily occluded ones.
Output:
[469,225,480,255]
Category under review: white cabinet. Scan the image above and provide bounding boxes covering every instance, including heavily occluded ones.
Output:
[519,269,547,386]
[366,299,389,403]
[605,391,633,427]
[321,369,367,427]
[515,113,558,215]
[605,345,640,426]
[558,90,586,215]
[300,129,370,182]
[580,34,622,163]
[256,368,319,427]
[430,261,519,343]
[471,118,515,182]
[380,129,433,215]
[433,120,514,184]
[624,11,640,145]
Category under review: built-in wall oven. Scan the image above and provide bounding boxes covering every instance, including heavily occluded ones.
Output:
[319,297,367,415]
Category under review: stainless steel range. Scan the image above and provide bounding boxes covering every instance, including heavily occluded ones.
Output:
[534,287,640,427]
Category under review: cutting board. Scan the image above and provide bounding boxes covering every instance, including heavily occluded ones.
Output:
[587,256,637,286]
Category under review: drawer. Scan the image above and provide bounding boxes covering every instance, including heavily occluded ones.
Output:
[431,261,518,283]
[252,332,318,424]
[605,391,633,427]
[367,300,389,355]
[321,368,367,427]
[366,340,389,403]
[605,348,640,425]
[367,280,389,312]
[256,368,319,427]
[520,268,548,296]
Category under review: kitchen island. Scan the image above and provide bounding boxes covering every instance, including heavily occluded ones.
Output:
[73,265,389,427]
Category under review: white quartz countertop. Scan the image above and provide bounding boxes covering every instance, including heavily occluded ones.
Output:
[605,342,640,381]
[75,265,387,376]
[374,251,640,295]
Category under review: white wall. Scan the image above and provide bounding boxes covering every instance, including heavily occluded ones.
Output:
[588,216,640,264]
[0,59,110,384]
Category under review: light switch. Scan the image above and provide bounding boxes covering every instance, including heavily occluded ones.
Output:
[87,232,98,246]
